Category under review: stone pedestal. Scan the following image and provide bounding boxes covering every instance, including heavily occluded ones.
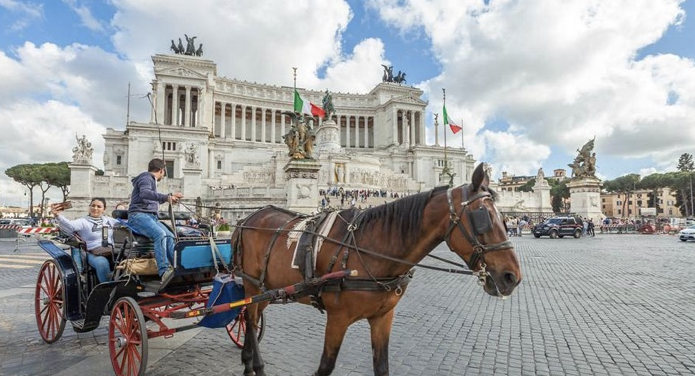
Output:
[533,179,553,212]
[317,120,341,154]
[566,177,603,223]
[66,163,98,216]
[284,160,321,214]
[182,168,202,198]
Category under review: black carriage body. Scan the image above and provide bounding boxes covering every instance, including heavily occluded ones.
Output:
[37,226,233,331]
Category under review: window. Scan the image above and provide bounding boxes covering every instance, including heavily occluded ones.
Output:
[217,160,222,169]
[165,160,174,178]
[116,155,122,165]
[163,142,177,151]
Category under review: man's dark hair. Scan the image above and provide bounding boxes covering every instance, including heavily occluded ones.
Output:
[148,158,166,173]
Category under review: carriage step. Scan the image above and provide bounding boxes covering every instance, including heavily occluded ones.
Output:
[137,291,156,298]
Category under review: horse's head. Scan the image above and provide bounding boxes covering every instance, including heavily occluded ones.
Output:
[444,162,522,297]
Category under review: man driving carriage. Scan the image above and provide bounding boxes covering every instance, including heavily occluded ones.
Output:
[127,158,183,290]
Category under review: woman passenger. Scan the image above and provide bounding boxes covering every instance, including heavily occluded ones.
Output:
[51,198,118,283]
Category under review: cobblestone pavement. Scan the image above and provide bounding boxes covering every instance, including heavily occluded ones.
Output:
[1,235,694,375]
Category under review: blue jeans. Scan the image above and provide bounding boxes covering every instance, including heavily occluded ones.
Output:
[72,250,111,283]
[87,253,111,283]
[128,212,175,276]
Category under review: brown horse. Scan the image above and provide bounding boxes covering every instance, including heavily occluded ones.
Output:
[231,162,521,376]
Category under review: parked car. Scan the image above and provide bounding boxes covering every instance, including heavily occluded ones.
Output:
[0,218,32,229]
[533,216,583,239]
[678,225,695,242]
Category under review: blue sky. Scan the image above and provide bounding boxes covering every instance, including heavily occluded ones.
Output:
[1,0,694,206]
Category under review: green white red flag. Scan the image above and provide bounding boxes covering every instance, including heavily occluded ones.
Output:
[443,104,462,134]
[294,90,325,117]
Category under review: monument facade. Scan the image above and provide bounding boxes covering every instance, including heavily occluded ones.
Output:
[96,49,475,218]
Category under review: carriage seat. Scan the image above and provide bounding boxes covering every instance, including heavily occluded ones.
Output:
[111,209,192,221]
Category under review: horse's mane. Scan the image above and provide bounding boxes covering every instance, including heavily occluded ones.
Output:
[347,185,450,245]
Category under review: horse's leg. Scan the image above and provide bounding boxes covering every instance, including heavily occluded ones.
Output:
[241,306,266,376]
[368,309,395,376]
[313,313,351,376]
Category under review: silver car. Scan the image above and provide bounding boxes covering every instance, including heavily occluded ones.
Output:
[678,225,695,242]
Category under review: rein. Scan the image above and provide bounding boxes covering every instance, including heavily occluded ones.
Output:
[231,223,478,276]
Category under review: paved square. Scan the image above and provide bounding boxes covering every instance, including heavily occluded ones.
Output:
[1,235,693,375]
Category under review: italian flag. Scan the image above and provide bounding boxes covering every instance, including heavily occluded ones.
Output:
[294,90,326,117]
[443,104,462,134]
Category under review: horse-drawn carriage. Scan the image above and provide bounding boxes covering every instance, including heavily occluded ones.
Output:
[35,163,522,376]
[34,206,267,376]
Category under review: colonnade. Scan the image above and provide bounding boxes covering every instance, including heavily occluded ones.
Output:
[154,83,202,127]
[213,101,379,149]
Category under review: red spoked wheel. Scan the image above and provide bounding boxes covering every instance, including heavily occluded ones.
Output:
[109,297,148,376]
[34,260,66,343]
[226,307,265,349]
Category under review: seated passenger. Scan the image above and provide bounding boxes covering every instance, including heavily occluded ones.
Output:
[52,198,118,283]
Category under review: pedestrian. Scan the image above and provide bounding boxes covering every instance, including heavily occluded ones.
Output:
[582,218,588,237]
[52,198,118,283]
[588,219,595,237]
[127,158,183,290]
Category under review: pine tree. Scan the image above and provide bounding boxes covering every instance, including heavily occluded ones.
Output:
[677,153,694,172]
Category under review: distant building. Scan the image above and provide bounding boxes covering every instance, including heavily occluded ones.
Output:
[497,171,535,192]
[600,187,681,218]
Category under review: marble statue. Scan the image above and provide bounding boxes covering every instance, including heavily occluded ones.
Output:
[72,134,94,163]
[568,137,597,178]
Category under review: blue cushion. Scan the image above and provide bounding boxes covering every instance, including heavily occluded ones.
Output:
[179,243,232,269]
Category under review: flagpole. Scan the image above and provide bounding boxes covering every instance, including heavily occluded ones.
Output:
[442,88,447,163]
[461,118,464,149]
[292,67,297,91]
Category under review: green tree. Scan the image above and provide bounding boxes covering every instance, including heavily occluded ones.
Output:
[677,153,694,172]
[549,179,569,213]
[669,171,695,217]
[5,164,43,217]
[516,179,535,192]
[42,162,71,202]
[640,173,672,215]
[603,173,640,217]
[673,154,694,216]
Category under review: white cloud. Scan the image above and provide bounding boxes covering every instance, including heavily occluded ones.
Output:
[0,0,43,31]
[110,0,364,91]
[370,0,693,178]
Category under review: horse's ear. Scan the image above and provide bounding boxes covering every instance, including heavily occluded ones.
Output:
[471,162,491,191]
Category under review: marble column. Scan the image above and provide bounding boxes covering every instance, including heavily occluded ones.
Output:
[271,109,276,144]
[170,84,179,126]
[261,108,267,143]
[230,104,236,140]
[184,86,191,127]
[155,81,165,125]
[241,106,247,141]
[220,103,226,138]
[251,106,257,142]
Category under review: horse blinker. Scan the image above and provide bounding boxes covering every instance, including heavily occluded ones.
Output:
[468,207,492,235]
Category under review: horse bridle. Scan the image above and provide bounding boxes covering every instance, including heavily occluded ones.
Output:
[444,186,513,285]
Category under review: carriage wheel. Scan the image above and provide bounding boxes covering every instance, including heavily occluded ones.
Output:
[109,297,148,376]
[226,308,265,349]
[34,260,66,343]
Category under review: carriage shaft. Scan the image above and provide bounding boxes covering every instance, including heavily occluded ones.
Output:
[170,269,357,320]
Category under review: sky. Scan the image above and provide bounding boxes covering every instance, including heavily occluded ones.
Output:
[1,0,694,207]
